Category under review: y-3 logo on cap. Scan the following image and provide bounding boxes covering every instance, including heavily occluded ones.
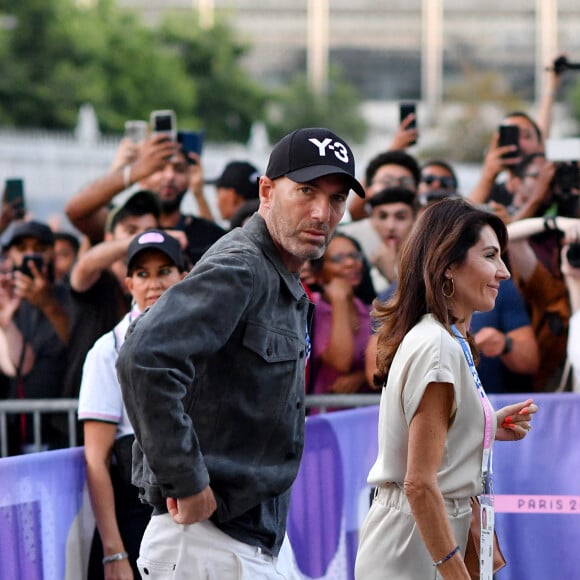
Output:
[308,138,349,164]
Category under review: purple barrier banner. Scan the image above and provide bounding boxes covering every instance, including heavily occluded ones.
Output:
[287,393,580,580]
[1,394,578,579]
[0,446,93,579]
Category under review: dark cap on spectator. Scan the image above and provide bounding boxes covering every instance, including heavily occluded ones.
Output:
[127,229,186,273]
[212,161,260,199]
[368,187,417,210]
[106,190,161,233]
[265,127,365,198]
[1,220,54,250]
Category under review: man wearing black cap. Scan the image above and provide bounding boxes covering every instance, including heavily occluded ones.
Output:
[0,220,71,454]
[211,160,260,224]
[117,128,364,578]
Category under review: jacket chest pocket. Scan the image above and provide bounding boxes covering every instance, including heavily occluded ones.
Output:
[242,321,302,363]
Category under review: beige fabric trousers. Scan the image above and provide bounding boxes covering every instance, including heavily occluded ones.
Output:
[137,514,301,580]
[355,483,472,580]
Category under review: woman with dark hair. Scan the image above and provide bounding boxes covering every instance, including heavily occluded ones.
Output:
[355,198,538,579]
[308,232,373,409]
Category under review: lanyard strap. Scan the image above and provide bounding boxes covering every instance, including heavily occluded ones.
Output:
[452,325,494,494]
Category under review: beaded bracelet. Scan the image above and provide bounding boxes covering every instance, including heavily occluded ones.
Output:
[433,545,460,567]
[102,551,128,565]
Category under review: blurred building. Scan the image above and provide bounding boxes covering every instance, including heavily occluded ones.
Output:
[118,0,580,103]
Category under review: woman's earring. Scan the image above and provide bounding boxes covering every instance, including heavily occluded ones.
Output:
[442,277,455,298]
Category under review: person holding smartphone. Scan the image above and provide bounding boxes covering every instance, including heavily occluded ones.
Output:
[66,111,225,264]
[0,220,71,454]
[469,111,545,209]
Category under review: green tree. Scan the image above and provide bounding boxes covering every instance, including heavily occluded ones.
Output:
[157,13,267,142]
[0,0,267,138]
[267,67,367,145]
[0,0,197,131]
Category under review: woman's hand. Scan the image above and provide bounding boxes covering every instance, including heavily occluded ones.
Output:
[495,398,538,441]
[104,556,134,580]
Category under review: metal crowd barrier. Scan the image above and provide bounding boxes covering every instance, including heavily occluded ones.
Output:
[0,395,382,458]
[0,398,79,458]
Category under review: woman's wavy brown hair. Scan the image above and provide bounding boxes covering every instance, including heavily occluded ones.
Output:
[372,197,508,386]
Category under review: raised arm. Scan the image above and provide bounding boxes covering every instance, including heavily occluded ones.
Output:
[69,238,132,293]
[66,135,177,242]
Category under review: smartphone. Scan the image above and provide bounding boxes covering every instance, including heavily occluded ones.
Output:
[150,110,177,142]
[15,253,44,278]
[124,120,149,144]
[399,102,417,145]
[498,125,520,159]
[3,178,25,219]
[178,130,205,157]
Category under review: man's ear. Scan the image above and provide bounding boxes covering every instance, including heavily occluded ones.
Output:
[259,176,274,209]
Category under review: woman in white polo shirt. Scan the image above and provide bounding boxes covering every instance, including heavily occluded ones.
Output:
[78,229,187,580]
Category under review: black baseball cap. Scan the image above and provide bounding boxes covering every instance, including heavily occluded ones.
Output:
[1,220,54,250]
[212,161,260,199]
[265,128,365,198]
[127,229,186,274]
[106,190,161,234]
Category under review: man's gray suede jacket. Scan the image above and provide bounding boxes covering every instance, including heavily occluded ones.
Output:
[116,213,313,556]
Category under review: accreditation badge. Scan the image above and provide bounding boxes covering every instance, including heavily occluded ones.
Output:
[479,495,495,580]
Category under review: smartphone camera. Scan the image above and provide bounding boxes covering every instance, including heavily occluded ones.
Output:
[399,102,417,145]
[178,130,205,159]
[15,253,44,278]
[3,178,25,219]
[124,120,149,144]
[150,110,177,142]
[498,125,520,159]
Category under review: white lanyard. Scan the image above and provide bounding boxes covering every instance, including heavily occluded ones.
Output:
[452,325,494,495]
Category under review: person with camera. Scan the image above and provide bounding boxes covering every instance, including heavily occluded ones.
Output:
[66,128,225,265]
[469,111,545,210]
[0,220,71,454]
[507,214,573,391]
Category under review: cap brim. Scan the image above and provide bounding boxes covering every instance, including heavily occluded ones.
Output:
[285,165,365,198]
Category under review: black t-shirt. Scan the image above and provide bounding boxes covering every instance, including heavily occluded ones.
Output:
[61,270,130,399]
[178,214,226,265]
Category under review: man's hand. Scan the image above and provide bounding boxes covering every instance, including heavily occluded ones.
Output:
[474,326,510,358]
[389,114,418,151]
[130,134,177,183]
[109,137,140,173]
[166,485,217,525]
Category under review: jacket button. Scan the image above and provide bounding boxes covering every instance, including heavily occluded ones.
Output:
[299,350,304,358]
[266,347,272,356]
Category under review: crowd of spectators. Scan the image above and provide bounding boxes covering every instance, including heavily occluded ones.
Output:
[1,54,580,461]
